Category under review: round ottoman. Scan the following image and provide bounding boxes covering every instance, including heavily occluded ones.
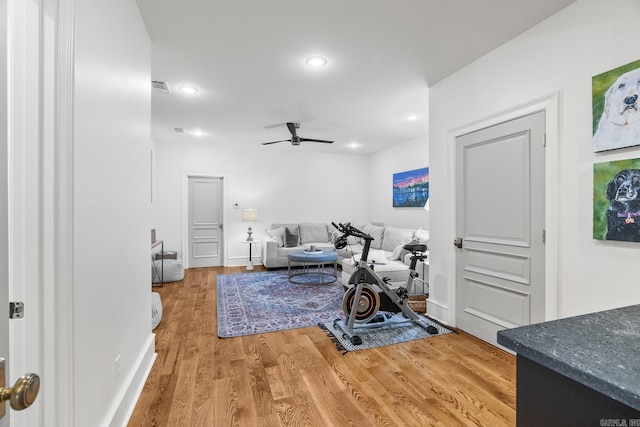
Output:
[287,251,338,285]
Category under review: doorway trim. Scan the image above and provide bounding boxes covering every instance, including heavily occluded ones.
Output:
[446,91,562,324]
[181,172,228,268]
[7,0,76,426]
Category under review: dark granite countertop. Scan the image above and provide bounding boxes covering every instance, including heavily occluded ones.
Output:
[497,304,640,411]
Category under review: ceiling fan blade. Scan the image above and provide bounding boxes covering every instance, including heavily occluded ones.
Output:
[286,122,299,137]
[261,140,289,145]
[299,138,334,144]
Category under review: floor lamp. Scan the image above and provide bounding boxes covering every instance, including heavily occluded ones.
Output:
[243,208,259,270]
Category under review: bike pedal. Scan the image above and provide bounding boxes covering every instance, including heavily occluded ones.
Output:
[368,314,386,324]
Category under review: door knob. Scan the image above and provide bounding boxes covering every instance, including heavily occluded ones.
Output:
[0,373,40,411]
[453,237,463,248]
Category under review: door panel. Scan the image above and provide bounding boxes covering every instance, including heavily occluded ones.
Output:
[464,279,531,327]
[455,111,545,347]
[465,248,530,284]
[188,177,223,268]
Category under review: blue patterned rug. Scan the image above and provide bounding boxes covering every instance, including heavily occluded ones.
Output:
[217,270,344,338]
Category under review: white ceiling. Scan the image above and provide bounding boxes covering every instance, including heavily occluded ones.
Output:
[136,0,576,154]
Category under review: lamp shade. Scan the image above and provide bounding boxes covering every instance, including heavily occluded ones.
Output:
[242,208,259,222]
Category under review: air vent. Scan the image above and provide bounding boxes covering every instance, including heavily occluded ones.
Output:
[173,128,185,133]
[151,80,170,93]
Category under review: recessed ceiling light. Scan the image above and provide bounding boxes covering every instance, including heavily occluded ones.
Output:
[305,56,327,68]
[179,85,198,94]
[191,130,204,137]
[348,142,360,149]
[405,114,418,121]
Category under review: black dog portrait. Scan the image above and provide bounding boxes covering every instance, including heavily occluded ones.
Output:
[606,169,640,241]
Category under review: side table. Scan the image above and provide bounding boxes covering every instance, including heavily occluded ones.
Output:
[241,240,260,270]
[151,240,164,287]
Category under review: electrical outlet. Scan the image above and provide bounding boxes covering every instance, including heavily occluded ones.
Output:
[115,355,121,382]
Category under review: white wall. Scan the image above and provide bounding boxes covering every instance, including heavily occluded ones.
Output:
[153,141,369,266]
[368,135,430,229]
[73,0,154,425]
[429,0,640,324]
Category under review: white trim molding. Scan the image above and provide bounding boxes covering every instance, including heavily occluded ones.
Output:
[51,0,76,425]
[181,171,229,268]
[446,91,562,325]
[101,334,156,427]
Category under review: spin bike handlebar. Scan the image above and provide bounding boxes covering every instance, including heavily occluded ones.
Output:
[331,222,372,241]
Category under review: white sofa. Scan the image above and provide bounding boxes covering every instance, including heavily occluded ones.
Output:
[261,222,429,294]
[261,223,337,269]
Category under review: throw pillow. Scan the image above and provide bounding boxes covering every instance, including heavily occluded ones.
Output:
[265,226,285,247]
[390,244,405,260]
[363,224,385,249]
[381,226,415,252]
[284,227,299,247]
[413,227,430,245]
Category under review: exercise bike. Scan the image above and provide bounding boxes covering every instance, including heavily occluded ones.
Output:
[332,222,438,345]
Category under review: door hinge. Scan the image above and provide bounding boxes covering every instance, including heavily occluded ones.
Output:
[9,302,24,319]
[542,229,546,243]
[543,133,547,147]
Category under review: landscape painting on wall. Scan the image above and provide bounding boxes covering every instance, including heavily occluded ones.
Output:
[593,59,640,152]
[593,158,640,242]
[393,167,429,208]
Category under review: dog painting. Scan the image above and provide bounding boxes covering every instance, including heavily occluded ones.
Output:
[594,158,640,242]
[593,60,640,152]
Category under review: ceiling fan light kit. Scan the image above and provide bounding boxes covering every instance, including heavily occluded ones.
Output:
[261,122,334,146]
[305,56,327,67]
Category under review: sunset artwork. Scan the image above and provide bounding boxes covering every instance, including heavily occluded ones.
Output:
[392,167,429,208]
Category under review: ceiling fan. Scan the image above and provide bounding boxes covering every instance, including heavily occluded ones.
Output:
[261,122,334,146]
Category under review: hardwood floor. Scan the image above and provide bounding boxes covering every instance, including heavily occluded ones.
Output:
[129,266,516,426]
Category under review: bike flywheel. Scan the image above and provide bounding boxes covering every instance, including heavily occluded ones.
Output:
[342,284,380,323]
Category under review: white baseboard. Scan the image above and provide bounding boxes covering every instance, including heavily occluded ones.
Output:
[102,333,157,427]
[228,255,263,268]
[427,298,450,326]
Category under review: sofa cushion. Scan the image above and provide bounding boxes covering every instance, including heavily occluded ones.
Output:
[265,226,285,247]
[341,257,409,287]
[284,227,299,247]
[382,226,415,252]
[363,224,385,249]
[365,249,388,264]
[299,223,329,244]
[336,244,364,261]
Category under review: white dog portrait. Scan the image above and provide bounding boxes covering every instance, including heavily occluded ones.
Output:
[593,65,640,152]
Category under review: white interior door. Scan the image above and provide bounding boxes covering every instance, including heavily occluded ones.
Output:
[188,177,223,268]
[455,111,545,348]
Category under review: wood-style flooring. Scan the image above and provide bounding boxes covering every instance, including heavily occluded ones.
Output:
[128,266,516,426]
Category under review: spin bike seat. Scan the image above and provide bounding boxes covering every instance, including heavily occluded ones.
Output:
[403,243,427,253]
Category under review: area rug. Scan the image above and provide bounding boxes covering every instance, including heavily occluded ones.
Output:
[217,270,344,338]
[319,313,452,353]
